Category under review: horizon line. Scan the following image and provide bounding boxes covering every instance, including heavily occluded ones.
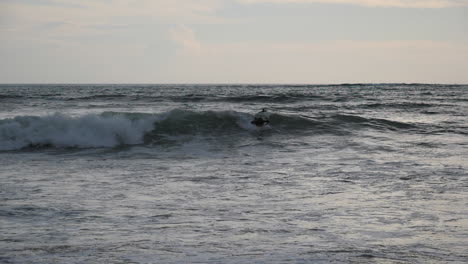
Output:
[1,82,467,86]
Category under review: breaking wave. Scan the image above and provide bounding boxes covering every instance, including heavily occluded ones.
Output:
[0,110,419,151]
[0,113,157,151]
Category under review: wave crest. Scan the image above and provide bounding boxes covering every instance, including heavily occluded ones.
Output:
[0,110,418,150]
[0,113,156,150]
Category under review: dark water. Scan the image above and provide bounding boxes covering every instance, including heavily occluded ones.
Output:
[0,84,467,263]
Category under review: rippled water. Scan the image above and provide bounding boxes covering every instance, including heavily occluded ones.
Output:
[1,84,467,263]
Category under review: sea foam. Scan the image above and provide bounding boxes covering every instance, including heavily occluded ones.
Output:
[0,113,157,150]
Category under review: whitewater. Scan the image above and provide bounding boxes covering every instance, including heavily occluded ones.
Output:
[0,84,467,263]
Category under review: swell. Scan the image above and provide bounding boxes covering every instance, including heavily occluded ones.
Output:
[0,110,423,151]
[218,94,324,103]
[0,94,24,99]
[359,102,437,109]
[64,94,326,103]
[66,94,127,100]
[332,114,415,130]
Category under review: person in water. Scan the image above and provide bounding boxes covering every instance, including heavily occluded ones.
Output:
[251,108,270,127]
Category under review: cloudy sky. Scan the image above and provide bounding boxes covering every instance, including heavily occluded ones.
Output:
[1,0,467,83]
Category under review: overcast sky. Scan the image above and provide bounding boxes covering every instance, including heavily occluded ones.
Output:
[1,0,467,83]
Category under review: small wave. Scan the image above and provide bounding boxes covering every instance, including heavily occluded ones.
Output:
[0,110,420,151]
[64,93,327,103]
[333,114,415,130]
[361,102,436,109]
[219,94,323,103]
[67,94,127,100]
[0,110,257,150]
[0,94,24,99]
[146,109,250,135]
[167,95,210,102]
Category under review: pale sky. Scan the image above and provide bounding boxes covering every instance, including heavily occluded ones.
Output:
[1,0,467,83]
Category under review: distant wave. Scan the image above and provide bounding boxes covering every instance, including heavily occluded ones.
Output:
[3,83,466,106]
[66,94,127,100]
[0,94,24,99]
[359,102,436,109]
[0,110,421,151]
[63,93,326,103]
[218,94,325,103]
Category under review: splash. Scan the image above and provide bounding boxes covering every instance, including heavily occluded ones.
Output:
[0,113,156,150]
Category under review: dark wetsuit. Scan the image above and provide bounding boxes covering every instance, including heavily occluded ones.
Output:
[251,118,269,126]
[251,111,270,127]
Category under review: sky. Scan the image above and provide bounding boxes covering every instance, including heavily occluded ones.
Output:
[1,0,467,83]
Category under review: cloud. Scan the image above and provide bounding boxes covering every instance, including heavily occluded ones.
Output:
[1,0,224,21]
[170,25,202,54]
[237,0,468,8]
[0,0,229,49]
[2,0,467,83]
[0,0,227,35]
[163,40,468,83]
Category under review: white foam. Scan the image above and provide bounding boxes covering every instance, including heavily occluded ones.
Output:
[0,113,157,150]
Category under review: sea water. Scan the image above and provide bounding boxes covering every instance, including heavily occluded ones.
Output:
[0,84,467,263]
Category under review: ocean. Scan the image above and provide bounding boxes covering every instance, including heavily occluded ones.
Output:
[0,84,467,263]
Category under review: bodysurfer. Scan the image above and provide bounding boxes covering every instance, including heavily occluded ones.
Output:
[251,108,270,127]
